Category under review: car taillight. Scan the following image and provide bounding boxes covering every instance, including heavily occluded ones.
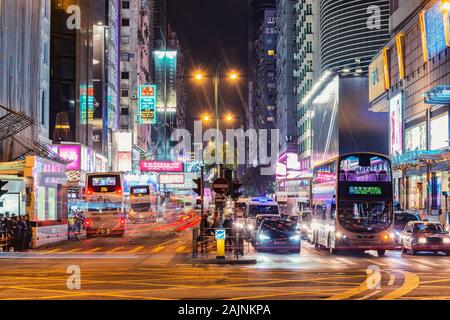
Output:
[85,219,91,226]
[86,188,93,195]
[120,217,125,225]
[116,187,122,194]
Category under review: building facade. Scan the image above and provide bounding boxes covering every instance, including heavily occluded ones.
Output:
[294,0,320,172]
[370,0,450,215]
[276,0,298,157]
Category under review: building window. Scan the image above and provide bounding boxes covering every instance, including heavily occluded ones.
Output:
[121,36,130,44]
[122,1,130,9]
[120,52,130,61]
[41,90,46,125]
[268,50,275,56]
[121,72,129,79]
[121,107,129,115]
[121,18,130,27]
[121,89,129,97]
[267,117,274,122]
[43,42,49,65]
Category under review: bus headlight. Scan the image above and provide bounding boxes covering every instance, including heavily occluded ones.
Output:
[443,238,450,244]
[247,224,254,231]
[258,233,270,241]
[418,238,427,244]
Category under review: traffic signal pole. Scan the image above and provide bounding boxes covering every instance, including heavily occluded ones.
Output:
[200,166,204,216]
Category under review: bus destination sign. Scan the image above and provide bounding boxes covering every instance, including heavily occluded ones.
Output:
[348,186,383,196]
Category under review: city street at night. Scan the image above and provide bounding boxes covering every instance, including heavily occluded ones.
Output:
[1,0,450,311]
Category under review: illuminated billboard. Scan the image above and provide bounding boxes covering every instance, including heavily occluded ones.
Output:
[405,123,426,152]
[421,1,448,62]
[114,132,132,152]
[159,174,185,185]
[140,160,184,173]
[117,152,132,172]
[153,51,177,112]
[431,114,449,150]
[138,85,157,124]
[389,93,403,156]
[369,49,390,102]
[52,145,81,171]
[80,85,94,124]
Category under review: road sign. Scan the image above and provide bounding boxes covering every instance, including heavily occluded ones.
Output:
[215,229,226,240]
[212,178,229,195]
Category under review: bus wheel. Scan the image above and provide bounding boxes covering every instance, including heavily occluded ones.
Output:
[377,250,386,257]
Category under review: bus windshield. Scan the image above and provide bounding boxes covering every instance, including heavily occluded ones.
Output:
[338,200,393,233]
[339,155,391,183]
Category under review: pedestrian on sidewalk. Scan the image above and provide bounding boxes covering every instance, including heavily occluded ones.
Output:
[18,216,28,251]
[10,214,21,252]
[223,214,234,252]
[24,215,32,250]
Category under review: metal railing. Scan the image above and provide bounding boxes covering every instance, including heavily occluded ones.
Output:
[192,227,250,259]
[0,230,10,252]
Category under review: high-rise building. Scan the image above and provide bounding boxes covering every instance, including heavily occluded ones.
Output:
[248,0,277,136]
[0,0,51,160]
[370,0,449,214]
[320,0,391,74]
[294,0,320,172]
[276,0,298,157]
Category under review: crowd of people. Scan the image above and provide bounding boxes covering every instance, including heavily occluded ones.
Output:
[0,213,32,252]
[69,210,85,241]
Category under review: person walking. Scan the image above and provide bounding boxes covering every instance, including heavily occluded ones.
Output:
[10,215,20,252]
[24,215,32,250]
[223,215,234,252]
[18,216,28,251]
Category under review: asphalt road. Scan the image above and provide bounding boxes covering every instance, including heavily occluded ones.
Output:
[1,215,450,300]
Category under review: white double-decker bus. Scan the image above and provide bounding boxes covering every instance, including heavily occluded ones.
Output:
[85,173,126,237]
[129,185,156,224]
[310,153,395,257]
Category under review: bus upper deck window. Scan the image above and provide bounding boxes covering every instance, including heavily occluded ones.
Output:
[359,155,371,167]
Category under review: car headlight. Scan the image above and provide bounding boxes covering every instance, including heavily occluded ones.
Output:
[444,238,450,244]
[258,233,270,241]
[247,224,254,231]
[289,234,300,241]
[418,238,427,244]
[235,222,244,229]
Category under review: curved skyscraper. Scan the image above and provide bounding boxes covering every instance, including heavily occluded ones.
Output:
[320,0,390,74]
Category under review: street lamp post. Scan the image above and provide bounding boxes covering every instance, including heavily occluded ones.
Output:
[213,63,222,177]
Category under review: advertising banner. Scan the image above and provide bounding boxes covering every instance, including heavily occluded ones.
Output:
[369,52,389,102]
[138,85,157,124]
[56,145,81,171]
[159,174,185,185]
[140,160,184,172]
[389,93,403,156]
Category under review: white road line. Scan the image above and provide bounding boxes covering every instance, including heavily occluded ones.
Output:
[336,257,357,266]
[412,259,440,268]
[386,258,411,266]
[357,290,381,300]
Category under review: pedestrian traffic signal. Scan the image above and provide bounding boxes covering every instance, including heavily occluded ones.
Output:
[0,180,8,198]
[192,178,202,196]
[231,180,243,200]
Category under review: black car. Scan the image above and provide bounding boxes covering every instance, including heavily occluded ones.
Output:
[253,219,301,254]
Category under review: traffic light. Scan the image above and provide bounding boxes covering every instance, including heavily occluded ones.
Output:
[223,169,233,196]
[0,180,8,198]
[192,178,202,196]
[231,179,243,200]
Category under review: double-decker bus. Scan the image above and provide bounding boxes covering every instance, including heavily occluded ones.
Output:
[310,153,395,256]
[129,185,156,224]
[85,173,126,237]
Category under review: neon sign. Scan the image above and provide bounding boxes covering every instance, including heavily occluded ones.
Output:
[349,186,382,195]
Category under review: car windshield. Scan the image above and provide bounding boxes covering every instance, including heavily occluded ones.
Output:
[249,205,279,217]
[261,220,295,234]
[413,223,445,234]
[338,200,393,233]
[395,213,419,226]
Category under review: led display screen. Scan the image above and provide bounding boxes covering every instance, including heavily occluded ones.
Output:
[389,93,403,155]
[131,187,149,195]
[349,186,383,195]
[92,177,117,187]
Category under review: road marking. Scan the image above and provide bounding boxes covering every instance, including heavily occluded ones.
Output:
[363,258,387,267]
[39,248,61,254]
[175,246,186,253]
[357,290,381,300]
[129,246,145,253]
[151,246,165,254]
[336,258,356,266]
[387,258,411,267]
[388,274,396,286]
[412,259,440,268]
[87,247,102,253]
[106,246,126,253]
[378,270,420,300]
[66,248,82,253]
[327,279,369,300]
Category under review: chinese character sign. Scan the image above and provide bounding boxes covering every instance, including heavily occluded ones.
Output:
[80,85,94,124]
[138,85,157,124]
[140,160,184,173]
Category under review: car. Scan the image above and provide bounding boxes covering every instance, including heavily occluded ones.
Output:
[401,221,450,255]
[393,211,420,244]
[253,219,301,254]
[287,214,301,231]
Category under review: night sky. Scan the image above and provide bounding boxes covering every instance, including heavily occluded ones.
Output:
[166,0,249,131]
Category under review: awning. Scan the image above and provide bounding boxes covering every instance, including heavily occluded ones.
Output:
[392,149,449,170]
[0,105,34,141]
[13,136,69,165]
[424,85,450,105]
